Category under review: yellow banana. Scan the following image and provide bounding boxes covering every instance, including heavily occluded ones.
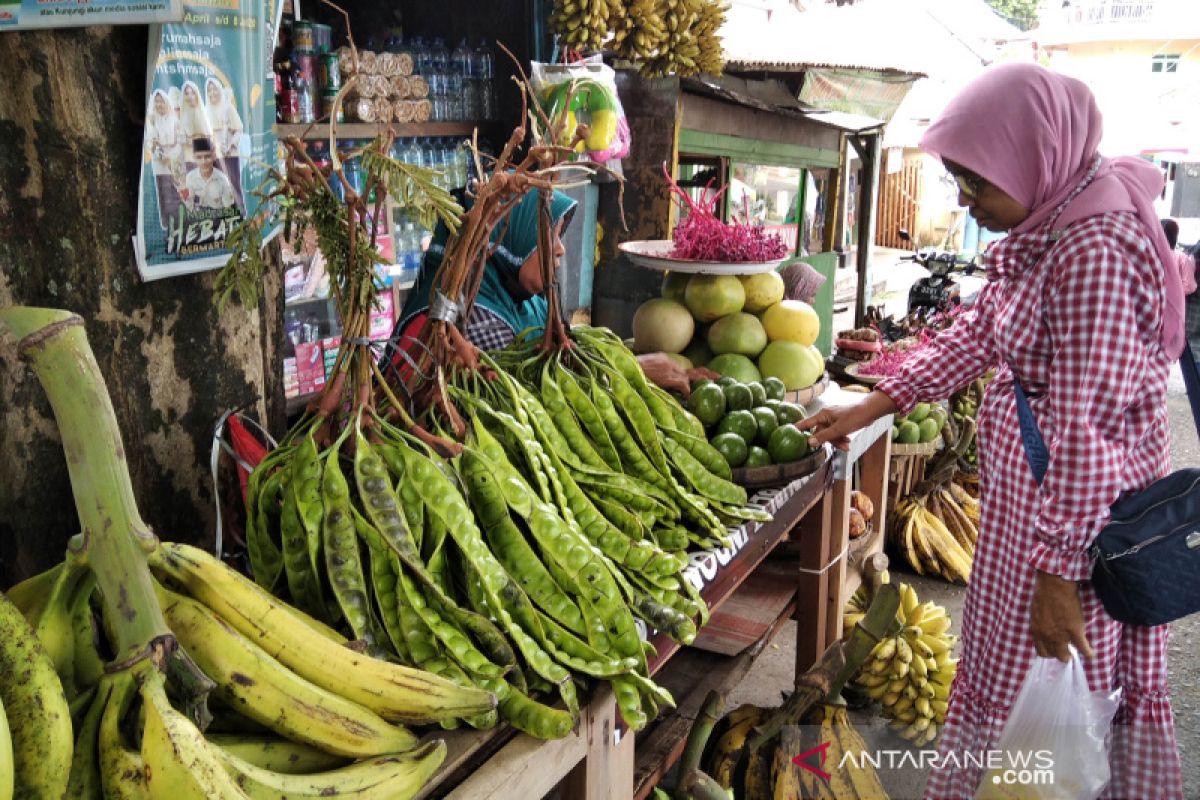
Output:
[140,670,249,800]
[213,740,445,800]
[833,707,888,799]
[0,590,72,800]
[818,708,856,799]
[159,586,417,758]
[742,732,772,800]
[915,697,932,718]
[891,695,914,715]
[0,697,11,800]
[866,681,890,701]
[890,678,909,695]
[151,543,495,724]
[99,672,149,800]
[931,699,949,719]
[874,637,897,662]
[902,683,919,701]
[895,636,913,664]
[29,564,90,698]
[206,735,349,775]
[919,509,972,582]
[891,658,910,679]
[921,632,953,656]
[774,725,804,800]
[920,613,952,637]
[70,583,106,695]
[900,583,919,621]
[910,653,929,680]
[859,672,889,689]
[906,598,926,628]
[909,633,936,660]
[882,690,901,707]
[709,706,762,788]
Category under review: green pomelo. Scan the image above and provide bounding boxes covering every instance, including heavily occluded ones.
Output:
[662,271,690,304]
[708,354,762,384]
[684,275,745,323]
[707,312,768,358]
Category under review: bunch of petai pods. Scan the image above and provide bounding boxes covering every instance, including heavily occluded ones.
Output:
[243,326,772,734]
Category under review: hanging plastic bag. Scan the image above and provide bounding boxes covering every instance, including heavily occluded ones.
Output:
[530,56,631,166]
[976,648,1121,800]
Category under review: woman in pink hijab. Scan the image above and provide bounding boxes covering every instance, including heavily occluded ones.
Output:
[802,63,1184,798]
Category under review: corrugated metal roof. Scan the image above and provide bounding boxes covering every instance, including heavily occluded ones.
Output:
[721,0,1020,77]
[682,74,887,131]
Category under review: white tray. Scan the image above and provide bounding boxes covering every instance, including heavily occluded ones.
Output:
[618,240,787,275]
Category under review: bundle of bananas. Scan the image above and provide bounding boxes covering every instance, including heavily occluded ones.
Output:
[890,491,975,584]
[888,414,978,584]
[551,0,727,78]
[687,703,886,799]
[846,583,958,747]
[549,0,622,52]
[0,307,493,799]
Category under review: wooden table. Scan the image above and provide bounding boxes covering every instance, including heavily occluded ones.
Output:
[419,457,836,799]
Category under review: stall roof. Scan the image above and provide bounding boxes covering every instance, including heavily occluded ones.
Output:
[682,74,885,133]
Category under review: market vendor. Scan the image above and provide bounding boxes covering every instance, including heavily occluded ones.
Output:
[383,188,712,395]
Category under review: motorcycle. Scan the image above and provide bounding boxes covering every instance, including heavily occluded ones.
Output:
[897,229,985,316]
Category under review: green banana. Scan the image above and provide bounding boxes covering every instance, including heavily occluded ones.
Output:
[206,734,350,775]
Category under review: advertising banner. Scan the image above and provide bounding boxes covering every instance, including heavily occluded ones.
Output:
[135,0,281,281]
[0,0,181,30]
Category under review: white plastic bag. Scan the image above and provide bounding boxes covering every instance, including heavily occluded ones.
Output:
[976,648,1121,800]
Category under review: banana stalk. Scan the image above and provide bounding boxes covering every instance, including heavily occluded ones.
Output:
[747,583,900,752]
[0,308,214,720]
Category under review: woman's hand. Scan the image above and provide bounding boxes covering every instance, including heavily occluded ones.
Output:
[636,353,718,399]
[796,390,897,451]
[1030,571,1094,663]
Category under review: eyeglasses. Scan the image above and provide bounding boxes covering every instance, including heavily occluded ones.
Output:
[951,171,983,200]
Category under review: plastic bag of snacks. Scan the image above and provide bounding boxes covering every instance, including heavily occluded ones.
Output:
[975,648,1120,800]
[530,56,630,166]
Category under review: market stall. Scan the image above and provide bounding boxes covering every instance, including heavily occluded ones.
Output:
[0,2,908,799]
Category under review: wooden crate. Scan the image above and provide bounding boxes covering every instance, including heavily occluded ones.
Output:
[886,441,937,517]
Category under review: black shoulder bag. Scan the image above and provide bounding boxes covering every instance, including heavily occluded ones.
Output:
[1013,349,1200,626]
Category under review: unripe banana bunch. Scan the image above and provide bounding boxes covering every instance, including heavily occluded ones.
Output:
[550,0,615,51]
[610,0,669,61]
[638,0,726,78]
[847,583,958,748]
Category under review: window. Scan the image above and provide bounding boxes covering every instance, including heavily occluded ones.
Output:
[1151,55,1180,73]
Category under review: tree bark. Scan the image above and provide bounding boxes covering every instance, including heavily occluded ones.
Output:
[0,26,282,587]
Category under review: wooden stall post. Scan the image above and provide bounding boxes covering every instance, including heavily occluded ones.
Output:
[793,493,834,674]
[561,686,630,800]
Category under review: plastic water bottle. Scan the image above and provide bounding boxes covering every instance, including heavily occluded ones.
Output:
[428,38,450,121]
[451,38,475,121]
[402,137,424,169]
[474,39,496,120]
[437,138,455,187]
[411,36,430,75]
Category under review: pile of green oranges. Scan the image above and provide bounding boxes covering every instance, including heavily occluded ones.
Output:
[687,376,813,469]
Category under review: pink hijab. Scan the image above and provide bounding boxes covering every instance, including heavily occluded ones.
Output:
[919,63,1185,359]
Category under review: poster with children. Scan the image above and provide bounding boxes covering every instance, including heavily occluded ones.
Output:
[135,0,282,281]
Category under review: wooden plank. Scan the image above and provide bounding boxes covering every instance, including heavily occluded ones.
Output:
[823,477,852,650]
[793,490,834,673]
[691,562,798,656]
[274,121,479,141]
[442,727,587,800]
[561,687,626,800]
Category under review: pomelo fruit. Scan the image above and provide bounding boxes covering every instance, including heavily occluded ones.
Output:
[662,271,689,304]
[631,298,694,354]
[739,271,786,313]
[761,300,821,346]
[757,340,824,391]
[707,312,768,358]
[684,275,745,323]
[707,353,762,384]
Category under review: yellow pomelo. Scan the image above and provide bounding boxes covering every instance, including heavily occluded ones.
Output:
[739,271,785,314]
[761,300,820,346]
[684,275,745,323]
[757,340,825,391]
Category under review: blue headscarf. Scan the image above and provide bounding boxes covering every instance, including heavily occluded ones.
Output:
[397,188,578,344]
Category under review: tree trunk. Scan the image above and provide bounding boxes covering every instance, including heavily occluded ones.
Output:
[0,26,283,588]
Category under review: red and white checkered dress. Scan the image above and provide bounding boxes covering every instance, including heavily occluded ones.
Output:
[879,210,1183,799]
